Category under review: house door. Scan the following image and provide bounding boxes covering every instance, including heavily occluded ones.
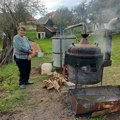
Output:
[38,33,41,39]
[37,32,46,39]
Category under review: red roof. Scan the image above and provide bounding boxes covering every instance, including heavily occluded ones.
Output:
[28,17,37,23]
[36,17,48,25]
[36,11,56,25]
[29,17,37,21]
[46,11,56,19]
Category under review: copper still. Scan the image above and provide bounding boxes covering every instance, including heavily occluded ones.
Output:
[65,33,103,85]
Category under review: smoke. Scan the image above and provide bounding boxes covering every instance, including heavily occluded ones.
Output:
[92,30,105,54]
[91,2,120,59]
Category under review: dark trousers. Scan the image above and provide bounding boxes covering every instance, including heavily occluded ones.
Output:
[14,56,31,85]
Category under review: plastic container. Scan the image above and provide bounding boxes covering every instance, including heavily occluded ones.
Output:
[37,52,44,57]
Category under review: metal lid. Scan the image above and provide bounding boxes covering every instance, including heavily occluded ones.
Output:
[67,36,102,56]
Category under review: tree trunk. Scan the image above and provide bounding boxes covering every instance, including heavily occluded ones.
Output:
[0,25,17,65]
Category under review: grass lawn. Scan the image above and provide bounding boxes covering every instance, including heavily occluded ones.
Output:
[111,34,120,64]
[0,31,120,120]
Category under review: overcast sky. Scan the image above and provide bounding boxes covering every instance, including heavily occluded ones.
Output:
[43,0,81,11]
[35,0,90,19]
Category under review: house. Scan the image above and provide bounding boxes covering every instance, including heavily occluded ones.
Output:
[25,17,37,30]
[36,11,57,39]
[19,17,37,31]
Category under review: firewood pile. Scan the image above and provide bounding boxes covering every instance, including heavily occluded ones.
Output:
[43,73,67,91]
[0,46,13,66]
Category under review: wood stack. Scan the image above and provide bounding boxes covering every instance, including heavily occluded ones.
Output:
[0,46,13,66]
[43,73,67,91]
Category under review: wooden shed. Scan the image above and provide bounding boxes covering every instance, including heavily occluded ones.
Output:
[36,12,57,39]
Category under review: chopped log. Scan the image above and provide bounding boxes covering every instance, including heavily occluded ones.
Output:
[53,80,60,90]
[57,77,67,85]
[65,82,75,87]
[43,80,54,90]
[53,80,61,96]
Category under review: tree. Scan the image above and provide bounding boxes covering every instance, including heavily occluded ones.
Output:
[53,7,74,32]
[72,1,88,24]
[0,0,46,65]
[87,0,120,24]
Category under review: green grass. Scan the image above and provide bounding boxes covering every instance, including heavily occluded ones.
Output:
[0,89,26,112]
[26,30,37,41]
[111,34,120,64]
[89,116,107,120]
[35,39,52,53]
[0,63,26,112]
[31,54,52,66]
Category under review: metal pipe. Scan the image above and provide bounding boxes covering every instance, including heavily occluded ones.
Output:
[105,31,112,60]
[75,65,79,89]
[63,23,88,34]
[103,30,112,67]
[60,38,62,69]
[103,17,120,67]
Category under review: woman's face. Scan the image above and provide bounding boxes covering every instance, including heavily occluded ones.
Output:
[18,28,25,37]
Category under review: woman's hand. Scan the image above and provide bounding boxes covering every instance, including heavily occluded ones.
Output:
[28,54,32,60]
[28,50,33,54]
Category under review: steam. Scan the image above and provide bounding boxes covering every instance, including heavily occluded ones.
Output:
[92,25,105,54]
[91,5,120,59]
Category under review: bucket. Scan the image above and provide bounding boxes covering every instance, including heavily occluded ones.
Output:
[37,52,44,57]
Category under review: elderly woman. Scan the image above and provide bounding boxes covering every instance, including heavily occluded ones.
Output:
[13,26,33,89]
